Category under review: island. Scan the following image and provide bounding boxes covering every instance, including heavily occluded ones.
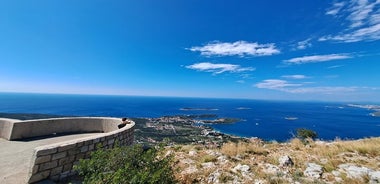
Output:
[347,104,380,117]
[371,111,380,117]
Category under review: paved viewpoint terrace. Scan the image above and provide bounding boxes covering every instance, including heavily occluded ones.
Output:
[0,117,135,184]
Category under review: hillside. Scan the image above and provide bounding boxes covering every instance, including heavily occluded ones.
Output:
[166,138,380,184]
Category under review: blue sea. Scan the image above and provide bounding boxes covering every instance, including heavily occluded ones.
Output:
[1,93,379,141]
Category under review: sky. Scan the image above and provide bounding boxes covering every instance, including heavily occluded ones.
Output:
[1,0,380,102]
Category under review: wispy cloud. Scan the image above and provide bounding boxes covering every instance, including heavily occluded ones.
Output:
[186,62,255,74]
[255,79,356,94]
[327,65,344,69]
[255,79,302,89]
[189,41,280,57]
[281,75,309,79]
[284,54,353,64]
[285,87,357,94]
[321,0,380,42]
[326,2,346,16]
[295,39,312,50]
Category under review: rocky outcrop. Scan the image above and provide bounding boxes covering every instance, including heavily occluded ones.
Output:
[369,171,380,184]
[278,155,293,167]
[338,163,372,179]
[303,163,323,179]
[169,137,380,184]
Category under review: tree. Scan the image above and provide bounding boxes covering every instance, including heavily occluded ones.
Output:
[296,128,317,140]
[74,144,176,184]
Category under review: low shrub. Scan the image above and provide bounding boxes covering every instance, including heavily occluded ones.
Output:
[296,128,317,140]
[74,144,176,184]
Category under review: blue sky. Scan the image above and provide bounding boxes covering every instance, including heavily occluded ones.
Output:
[1,0,380,102]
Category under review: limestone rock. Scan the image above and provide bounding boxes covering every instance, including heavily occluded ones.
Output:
[332,170,341,177]
[303,163,323,179]
[263,164,281,174]
[207,170,221,183]
[188,150,197,156]
[278,155,294,167]
[217,155,228,164]
[180,158,194,165]
[201,162,215,169]
[254,179,265,184]
[232,164,250,173]
[181,165,198,174]
[338,163,372,179]
[369,171,380,184]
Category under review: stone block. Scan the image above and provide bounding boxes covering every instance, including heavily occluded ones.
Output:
[76,142,84,147]
[93,138,100,143]
[108,138,115,145]
[32,165,39,174]
[63,163,73,172]
[89,144,95,151]
[37,148,57,156]
[59,155,75,166]
[76,153,85,160]
[35,155,52,164]
[68,148,79,156]
[28,170,50,183]
[58,144,76,152]
[39,160,58,171]
[85,140,93,145]
[51,166,63,176]
[80,145,89,153]
[52,151,67,160]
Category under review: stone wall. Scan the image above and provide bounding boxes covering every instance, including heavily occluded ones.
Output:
[0,118,19,140]
[27,120,134,183]
[8,117,128,140]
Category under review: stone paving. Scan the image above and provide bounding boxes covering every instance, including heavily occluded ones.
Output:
[0,133,102,184]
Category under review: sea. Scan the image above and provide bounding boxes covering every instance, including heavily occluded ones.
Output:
[1,93,379,142]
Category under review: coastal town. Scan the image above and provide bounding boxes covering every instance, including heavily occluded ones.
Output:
[132,115,242,147]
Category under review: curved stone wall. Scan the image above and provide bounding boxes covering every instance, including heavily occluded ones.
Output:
[0,117,135,183]
[0,118,19,140]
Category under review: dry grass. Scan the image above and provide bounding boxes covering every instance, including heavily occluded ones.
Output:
[220,141,268,158]
[168,137,380,183]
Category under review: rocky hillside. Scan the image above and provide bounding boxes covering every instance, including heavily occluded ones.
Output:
[166,137,380,184]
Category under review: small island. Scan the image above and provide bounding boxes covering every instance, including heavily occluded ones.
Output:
[371,111,380,117]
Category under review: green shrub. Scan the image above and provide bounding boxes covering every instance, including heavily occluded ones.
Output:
[74,144,176,184]
[296,128,317,140]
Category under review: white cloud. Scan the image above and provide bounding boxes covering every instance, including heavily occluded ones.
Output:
[281,75,309,79]
[321,0,380,42]
[284,54,352,64]
[255,79,357,94]
[285,87,356,94]
[189,41,280,57]
[255,79,302,89]
[186,62,255,74]
[326,2,346,16]
[236,80,245,84]
[295,39,312,50]
[327,65,345,69]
